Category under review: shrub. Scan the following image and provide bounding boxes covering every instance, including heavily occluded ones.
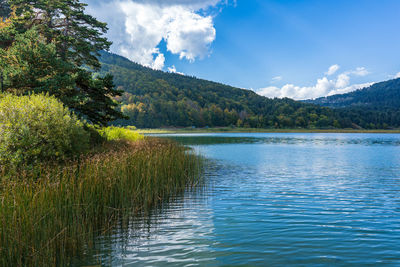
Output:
[98,126,144,141]
[84,124,107,146]
[0,93,90,168]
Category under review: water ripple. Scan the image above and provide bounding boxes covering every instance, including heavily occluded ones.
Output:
[77,133,400,266]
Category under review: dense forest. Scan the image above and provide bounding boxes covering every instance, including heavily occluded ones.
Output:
[99,51,400,129]
[305,78,400,109]
[100,51,341,128]
[305,79,400,129]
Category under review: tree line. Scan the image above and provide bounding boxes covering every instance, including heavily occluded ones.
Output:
[100,51,400,129]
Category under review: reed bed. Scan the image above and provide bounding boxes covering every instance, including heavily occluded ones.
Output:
[0,138,202,266]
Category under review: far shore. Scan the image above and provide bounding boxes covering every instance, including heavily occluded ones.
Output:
[135,127,400,134]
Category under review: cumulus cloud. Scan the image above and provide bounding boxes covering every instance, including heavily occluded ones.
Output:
[163,6,216,61]
[394,72,400,79]
[335,73,350,88]
[325,64,340,76]
[84,0,224,70]
[257,67,373,100]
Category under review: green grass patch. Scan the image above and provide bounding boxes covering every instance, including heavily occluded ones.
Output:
[98,126,145,141]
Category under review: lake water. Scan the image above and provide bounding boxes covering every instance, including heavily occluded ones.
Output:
[80,133,400,266]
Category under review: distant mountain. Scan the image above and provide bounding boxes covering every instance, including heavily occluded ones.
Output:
[98,51,400,129]
[99,51,342,128]
[305,78,400,109]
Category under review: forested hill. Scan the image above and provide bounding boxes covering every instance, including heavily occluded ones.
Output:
[99,51,341,128]
[99,51,400,129]
[305,78,400,109]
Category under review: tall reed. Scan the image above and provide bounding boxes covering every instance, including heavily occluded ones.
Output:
[0,138,202,266]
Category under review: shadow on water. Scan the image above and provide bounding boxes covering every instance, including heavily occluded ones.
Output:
[156,133,400,146]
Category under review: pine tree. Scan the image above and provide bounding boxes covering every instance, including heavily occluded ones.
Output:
[0,0,124,126]
[0,1,10,18]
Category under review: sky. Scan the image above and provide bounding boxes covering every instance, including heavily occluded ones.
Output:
[83,0,400,100]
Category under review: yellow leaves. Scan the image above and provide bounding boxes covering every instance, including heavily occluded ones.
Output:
[0,17,11,29]
[0,7,16,29]
[137,102,146,112]
[121,103,137,113]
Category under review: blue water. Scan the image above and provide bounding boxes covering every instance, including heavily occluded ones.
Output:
[80,133,400,266]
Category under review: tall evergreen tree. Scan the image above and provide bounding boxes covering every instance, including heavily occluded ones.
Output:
[0,0,124,126]
[0,1,10,18]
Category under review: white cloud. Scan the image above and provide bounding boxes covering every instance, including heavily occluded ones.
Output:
[122,0,223,9]
[152,53,165,70]
[163,6,216,61]
[335,73,350,88]
[349,67,369,77]
[168,65,184,75]
[325,64,340,76]
[327,82,373,96]
[271,76,283,83]
[168,65,177,73]
[85,0,223,70]
[324,64,368,77]
[387,72,400,79]
[257,67,373,100]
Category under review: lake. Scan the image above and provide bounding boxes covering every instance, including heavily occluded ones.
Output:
[79,133,400,266]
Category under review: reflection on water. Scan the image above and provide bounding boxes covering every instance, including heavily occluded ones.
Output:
[76,193,216,266]
[159,133,400,146]
[77,133,400,266]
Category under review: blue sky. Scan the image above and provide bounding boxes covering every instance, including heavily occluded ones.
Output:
[85,0,400,99]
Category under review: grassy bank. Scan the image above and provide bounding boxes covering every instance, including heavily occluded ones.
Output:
[136,127,400,134]
[0,138,202,266]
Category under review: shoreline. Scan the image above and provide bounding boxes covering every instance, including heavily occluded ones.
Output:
[135,127,400,134]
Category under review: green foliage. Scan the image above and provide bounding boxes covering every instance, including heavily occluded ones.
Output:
[0,93,89,168]
[0,0,124,126]
[84,124,106,145]
[0,0,11,18]
[98,126,144,142]
[0,139,202,266]
[5,0,110,69]
[100,51,400,129]
[99,51,340,129]
[306,78,400,128]
[0,28,75,95]
[307,78,400,109]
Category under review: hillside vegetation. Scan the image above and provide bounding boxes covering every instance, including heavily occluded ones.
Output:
[305,79,400,129]
[100,51,342,129]
[100,51,400,129]
[306,78,400,109]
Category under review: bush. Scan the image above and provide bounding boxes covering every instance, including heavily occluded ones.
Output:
[0,93,90,168]
[98,126,144,141]
[84,124,107,146]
